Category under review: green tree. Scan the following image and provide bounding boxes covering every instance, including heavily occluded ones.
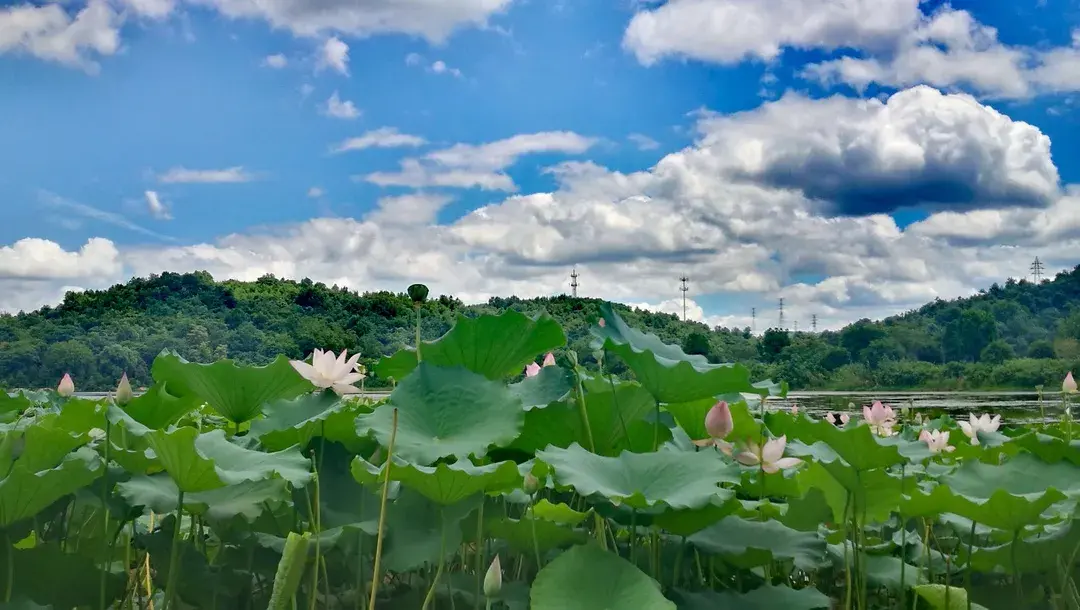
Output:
[979,339,1015,365]
[682,331,712,359]
[758,328,791,363]
[1026,339,1055,359]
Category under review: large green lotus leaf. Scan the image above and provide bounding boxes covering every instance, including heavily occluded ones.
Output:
[512,378,665,456]
[375,310,566,381]
[969,515,1080,573]
[649,494,741,536]
[350,456,521,505]
[666,394,762,444]
[531,499,590,525]
[780,488,834,532]
[1008,431,1080,465]
[915,585,989,610]
[509,365,575,410]
[591,303,779,403]
[146,427,312,493]
[944,451,1080,498]
[117,474,291,522]
[151,350,313,424]
[121,382,201,429]
[312,462,382,542]
[795,459,904,525]
[381,489,482,572]
[672,585,831,609]
[827,542,919,591]
[901,483,1066,532]
[531,543,675,610]
[0,391,31,421]
[487,516,588,555]
[772,416,905,472]
[0,446,103,527]
[140,518,250,609]
[0,543,125,608]
[250,390,350,451]
[52,397,108,435]
[356,363,524,465]
[0,599,51,610]
[536,442,739,510]
[738,468,803,500]
[687,516,827,571]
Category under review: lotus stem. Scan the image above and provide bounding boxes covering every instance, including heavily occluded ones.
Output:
[101,420,113,610]
[899,465,907,610]
[572,370,596,453]
[308,430,325,610]
[652,399,660,451]
[144,512,155,610]
[354,533,364,610]
[163,491,185,610]
[367,408,398,610]
[473,501,485,610]
[529,501,542,569]
[421,510,447,610]
[5,533,12,603]
[842,492,852,610]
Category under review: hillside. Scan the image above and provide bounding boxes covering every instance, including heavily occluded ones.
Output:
[1,267,1078,391]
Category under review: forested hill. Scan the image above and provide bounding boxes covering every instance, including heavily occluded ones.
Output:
[1,266,1079,392]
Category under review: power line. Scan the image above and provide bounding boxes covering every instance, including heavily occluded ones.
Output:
[570,267,580,298]
[679,276,690,321]
[1030,257,1045,284]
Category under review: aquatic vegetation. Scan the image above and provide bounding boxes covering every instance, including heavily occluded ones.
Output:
[7,304,1080,609]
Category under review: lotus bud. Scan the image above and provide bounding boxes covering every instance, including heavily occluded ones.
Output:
[1065,371,1077,394]
[704,401,733,440]
[542,352,556,368]
[407,283,429,304]
[483,555,502,597]
[57,373,75,397]
[115,373,134,406]
[523,473,540,495]
[790,405,799,415]
[598,318,606,328]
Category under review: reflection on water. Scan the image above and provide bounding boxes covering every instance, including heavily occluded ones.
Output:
[767,391,1071,425]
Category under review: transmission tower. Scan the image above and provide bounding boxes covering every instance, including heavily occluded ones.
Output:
[570,267,580,298]
[794,320,799,333]
[811,314,818,333]
[778,298,785,331]
[679,276,690,321]
[751,307,756,334]
[1030,257,1045,284]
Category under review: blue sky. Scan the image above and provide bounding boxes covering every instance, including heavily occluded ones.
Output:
[2,0,1079,330]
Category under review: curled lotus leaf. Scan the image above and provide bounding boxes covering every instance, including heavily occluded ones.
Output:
[530,543,675,610]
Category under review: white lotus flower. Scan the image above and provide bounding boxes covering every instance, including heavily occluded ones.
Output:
[957,413,1001,446]
[290,349,366,395]
[733,435,803,474]
[918,429,955,454]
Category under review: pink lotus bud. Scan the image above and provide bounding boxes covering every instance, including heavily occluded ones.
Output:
[1065,371,1077,394]
[524,362,541,377]
[542,352,556,367]
[57,373,75,397]
[790,405,799,415]
[704,401,733,440]
[598,318,606,328]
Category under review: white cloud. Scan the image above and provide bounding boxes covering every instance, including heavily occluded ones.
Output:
[307,186,325,198]
[405,52,423,66]
[158,166,257,183]
[627,133,660,151]
[144,190,172,220]
[0,0,122,73]
[323,91,360,119]
[262,53,287,68]
[0,238,121,280]
[316,36,349,75]
[39,191,175,241]
[430,59,463,77]
[118,0,177,19]
[365,193,454,226]
[193,0,513,43]
[364,131,597,191]
[332,128,427,153]
[623,0,921,66]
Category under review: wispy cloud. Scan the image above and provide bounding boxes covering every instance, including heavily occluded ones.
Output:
[38,190,176,241]
[331,127,427,153]
[627,133,660,151]
[144,190,172,220]
[158,166,257,183]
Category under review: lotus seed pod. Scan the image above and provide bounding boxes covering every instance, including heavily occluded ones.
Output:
[407,283,429,304]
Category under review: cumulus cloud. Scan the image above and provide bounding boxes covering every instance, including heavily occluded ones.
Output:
[158,166,257,183]
[118,0,177,19]
[365,193,454,226]
[364,131,597,191]
[0,0,122,73]
[331,128,427,153]
[323,91,360,119]
[316,36,349,74]
[0,238,122,280]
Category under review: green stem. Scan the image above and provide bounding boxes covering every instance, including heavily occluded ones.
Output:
[473,501,485,610]
[528,495,542,570]
[630,510,638,567]
[354,532,365,610]
[965,520,976,610]
[308,430,325,610]
[163,490,185,610]
[415,305,423,362]
[422,512,447,610]
[367,408,399,610]
[5,534,12,603]
[652,399,661,451]
[100,421,113,610]
[899,463,907,610]
[573,370,596,453]
[1011,529,1023,602]
[842,492,852,610]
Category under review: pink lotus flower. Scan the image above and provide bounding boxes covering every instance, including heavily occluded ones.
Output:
[290,349,366,395]
[862,401,897,437]
[790,405,799,415]
[598,318,606,328]
[825,411,850,427]
[733,435,803,474]
[57,373,75,397]
[1065,371,1077,394]
[919,429,955,454]
[525,352,557,377]
[958,413,1001,445]
[693,401,734,448]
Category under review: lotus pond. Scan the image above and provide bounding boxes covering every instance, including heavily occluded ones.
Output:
[3,301,1080,610]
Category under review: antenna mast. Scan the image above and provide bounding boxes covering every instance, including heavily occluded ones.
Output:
[751,307,756,334]
[679,276,690,321]
[1030,257,1045,284]
[570,267,580,298]
[778,298,785,331]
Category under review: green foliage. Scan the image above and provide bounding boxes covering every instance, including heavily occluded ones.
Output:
[1,301,1080,609]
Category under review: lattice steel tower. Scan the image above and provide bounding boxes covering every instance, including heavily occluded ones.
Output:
[570,267,580,298]
[778,298,785,331]
[1031,257,1045,284]
[679,276,690,321]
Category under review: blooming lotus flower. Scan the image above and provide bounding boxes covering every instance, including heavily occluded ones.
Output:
[862,401,897,436]
[825,412,850,427]
[525,352,557,377]
[115,373,134,406]
[290,349,366,395]
[1065,372,1077,394]
[483,555,502,597]
[919,429,955,454]
[57,374,75,397]
[958,413,1001,445]
[733,435,803,474]
[790,405,799,415]
[693,401,734,448]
